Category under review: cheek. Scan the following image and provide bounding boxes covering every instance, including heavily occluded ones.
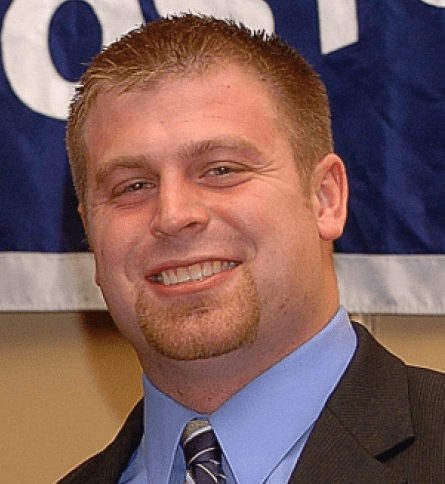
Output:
[90,211,146,282]
[226,189,304,243]
[217,188,279,232]
[244,193,319,271]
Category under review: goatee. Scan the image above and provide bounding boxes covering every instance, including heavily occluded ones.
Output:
[136,266,260,360]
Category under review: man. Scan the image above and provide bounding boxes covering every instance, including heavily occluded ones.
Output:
[58,14,445,484]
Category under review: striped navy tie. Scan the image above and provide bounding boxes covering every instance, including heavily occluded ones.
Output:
[181,419,227,484]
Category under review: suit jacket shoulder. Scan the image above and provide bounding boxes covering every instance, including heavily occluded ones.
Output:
[389,364,445,480]
[56,323,445,484]
[290,323,445,484]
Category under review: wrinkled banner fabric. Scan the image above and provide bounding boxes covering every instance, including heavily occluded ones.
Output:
[1,0,445,313]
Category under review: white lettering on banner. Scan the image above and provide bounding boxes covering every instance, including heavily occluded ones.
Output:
[1,0,144,120]
[317,0,359,54]
[153,0,275,34]
[419,0,445,6]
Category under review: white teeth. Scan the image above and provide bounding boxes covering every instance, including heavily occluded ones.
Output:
[167,269,178,284]
[162,272,170,285]
[189,264,203,281]
[202,261,213,277]
[213,260,222,274]
[158,260,237,286]
[177,267,190,283]
[160,269,178,285]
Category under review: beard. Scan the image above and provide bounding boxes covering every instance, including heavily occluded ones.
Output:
[135,266,261,361]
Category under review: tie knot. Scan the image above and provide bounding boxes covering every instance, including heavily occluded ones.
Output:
[181,419,226,484]
[181,419,221,465]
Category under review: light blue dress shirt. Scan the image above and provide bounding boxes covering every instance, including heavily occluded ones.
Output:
[119,306,357,484]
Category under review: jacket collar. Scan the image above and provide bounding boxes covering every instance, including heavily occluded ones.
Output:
[289,323,413,484]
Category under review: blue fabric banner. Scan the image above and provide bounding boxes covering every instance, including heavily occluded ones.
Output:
[1,0,445,312]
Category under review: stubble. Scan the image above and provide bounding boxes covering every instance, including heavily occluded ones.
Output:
[135,266,261,360]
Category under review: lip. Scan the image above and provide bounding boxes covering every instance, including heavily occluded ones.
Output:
[145,258,242,296]
[146,257,240,278]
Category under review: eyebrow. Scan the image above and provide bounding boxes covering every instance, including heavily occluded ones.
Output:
[94,155,150,188]
[178,136,263,162]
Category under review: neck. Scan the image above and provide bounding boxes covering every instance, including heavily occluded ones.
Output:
[140,346,270,413]
[138,310,337,413]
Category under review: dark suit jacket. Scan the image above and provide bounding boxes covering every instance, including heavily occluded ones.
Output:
[57,324,445,483]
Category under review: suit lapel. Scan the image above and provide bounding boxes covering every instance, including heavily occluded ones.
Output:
[289,408,407,484]
[95,399,144,484]
[289,324,414,484]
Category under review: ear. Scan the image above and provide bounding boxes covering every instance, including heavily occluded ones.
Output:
[311,153,348,241]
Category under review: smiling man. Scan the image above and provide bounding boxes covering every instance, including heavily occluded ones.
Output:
[58,15,445,484]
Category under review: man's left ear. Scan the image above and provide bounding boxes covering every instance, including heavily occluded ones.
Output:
[311,153,348,241]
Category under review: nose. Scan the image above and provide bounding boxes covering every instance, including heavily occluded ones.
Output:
[149,175,210,237]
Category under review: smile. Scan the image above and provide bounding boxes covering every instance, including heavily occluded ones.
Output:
[150,260,240,286]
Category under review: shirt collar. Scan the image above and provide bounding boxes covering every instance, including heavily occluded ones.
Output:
[142,306,356,484]
[210,307,356,483]
[143,376,196,484]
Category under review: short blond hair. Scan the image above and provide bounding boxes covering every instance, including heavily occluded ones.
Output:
[67,14,333,203]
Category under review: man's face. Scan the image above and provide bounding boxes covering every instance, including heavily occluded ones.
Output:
[82,65,340,364]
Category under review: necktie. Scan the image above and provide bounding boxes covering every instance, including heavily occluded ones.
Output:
[181,419,227,484]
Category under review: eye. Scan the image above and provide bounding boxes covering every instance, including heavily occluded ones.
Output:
[205,165,235,177]
[124,181,153,192]
[200,162,252,188]
[111,180,156,199]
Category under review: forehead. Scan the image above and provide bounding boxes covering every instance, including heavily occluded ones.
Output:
[83,65,288,171]
[88,64,276,122]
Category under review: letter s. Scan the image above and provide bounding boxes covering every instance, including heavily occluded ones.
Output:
[317,0,359,54]
[1,0,144,120]
[418,0,445,6]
